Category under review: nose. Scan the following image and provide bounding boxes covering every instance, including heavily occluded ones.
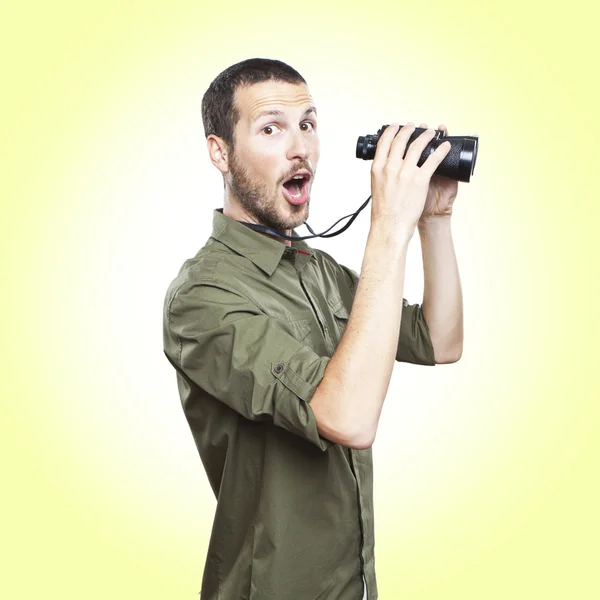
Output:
[286,128,310,161]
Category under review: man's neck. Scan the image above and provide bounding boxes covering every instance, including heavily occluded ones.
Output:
[222,201,293,247]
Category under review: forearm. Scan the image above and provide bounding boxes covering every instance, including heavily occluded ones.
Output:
[311,222,412,449]
[418,216,463,361]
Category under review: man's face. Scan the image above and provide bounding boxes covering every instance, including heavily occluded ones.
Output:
[226,80,320,233]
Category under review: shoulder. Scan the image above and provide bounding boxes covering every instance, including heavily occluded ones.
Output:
[312,248,359,292]
[163,240,246,315]
[311,248,344,279]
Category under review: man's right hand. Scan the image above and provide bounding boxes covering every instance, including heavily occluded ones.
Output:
[369,122,451,237]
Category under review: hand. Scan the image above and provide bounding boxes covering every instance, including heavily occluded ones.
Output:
[417,123,459,224]
[370,122,452,235]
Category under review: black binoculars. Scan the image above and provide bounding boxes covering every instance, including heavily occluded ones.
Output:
[356,125,479,182]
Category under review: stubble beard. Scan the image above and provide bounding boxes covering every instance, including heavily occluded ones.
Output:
[228,152,310,234]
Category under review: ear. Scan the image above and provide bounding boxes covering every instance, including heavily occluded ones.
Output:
[207,134,230,174]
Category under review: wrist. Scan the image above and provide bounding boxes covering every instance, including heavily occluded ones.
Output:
[369,221,412,253]
[418,215,452,231]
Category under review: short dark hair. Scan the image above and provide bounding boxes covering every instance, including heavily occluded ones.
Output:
[201,58,306,152]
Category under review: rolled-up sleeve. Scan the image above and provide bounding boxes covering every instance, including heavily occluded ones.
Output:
[339,263,436,366]
[396,298,436,365]
[165,279,335,451]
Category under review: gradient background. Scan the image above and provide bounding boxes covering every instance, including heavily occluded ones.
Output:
[2,1,598,598]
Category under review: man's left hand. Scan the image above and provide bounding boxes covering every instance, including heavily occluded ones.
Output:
[418,123,458,224]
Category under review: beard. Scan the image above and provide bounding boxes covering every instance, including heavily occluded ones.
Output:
[227,152,311,234]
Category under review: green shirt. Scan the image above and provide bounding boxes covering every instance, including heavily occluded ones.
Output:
[162,207,436,600]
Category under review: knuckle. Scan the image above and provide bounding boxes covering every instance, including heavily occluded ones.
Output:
[398,167,413,182]
[414,170,430,186]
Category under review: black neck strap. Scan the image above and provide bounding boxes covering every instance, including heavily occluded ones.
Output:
[236,195,372,242]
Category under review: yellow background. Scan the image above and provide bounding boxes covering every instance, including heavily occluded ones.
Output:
[2,1,598,598]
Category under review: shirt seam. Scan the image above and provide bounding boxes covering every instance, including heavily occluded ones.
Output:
[166,262,222,366]
[211,260,268,312]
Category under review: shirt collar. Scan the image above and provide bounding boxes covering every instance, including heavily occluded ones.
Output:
[210,208,316,276]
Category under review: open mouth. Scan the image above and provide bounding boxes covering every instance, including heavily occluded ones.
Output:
[282,171,311,205]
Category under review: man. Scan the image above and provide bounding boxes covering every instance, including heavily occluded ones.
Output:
[163,58,463,600]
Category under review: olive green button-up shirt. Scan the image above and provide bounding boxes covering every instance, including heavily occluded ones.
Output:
[162,208,436,600]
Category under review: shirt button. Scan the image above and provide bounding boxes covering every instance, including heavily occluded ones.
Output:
[274,363,284,373]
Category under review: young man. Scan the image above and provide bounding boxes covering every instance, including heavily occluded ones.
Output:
[163,58,463,600]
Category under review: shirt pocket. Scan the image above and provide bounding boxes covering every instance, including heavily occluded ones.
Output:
[281,310,313,343]
[328,297,351,340]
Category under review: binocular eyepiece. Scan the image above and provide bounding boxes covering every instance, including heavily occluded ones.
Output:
[356,125,478,182]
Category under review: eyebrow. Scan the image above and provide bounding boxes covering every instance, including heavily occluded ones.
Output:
[252,106,317,123]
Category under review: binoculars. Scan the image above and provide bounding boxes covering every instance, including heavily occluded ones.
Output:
[356,125,479,182]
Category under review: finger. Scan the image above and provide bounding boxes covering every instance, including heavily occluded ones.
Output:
[372,123,401,171]
[419,140,452,178]
[403,127,437,166]
[438,123,448,135]
[386,122,417,169]
[419,123,428,128]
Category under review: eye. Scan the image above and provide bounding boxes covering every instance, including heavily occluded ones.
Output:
[300,121,315,132]
[262,124,281,136]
